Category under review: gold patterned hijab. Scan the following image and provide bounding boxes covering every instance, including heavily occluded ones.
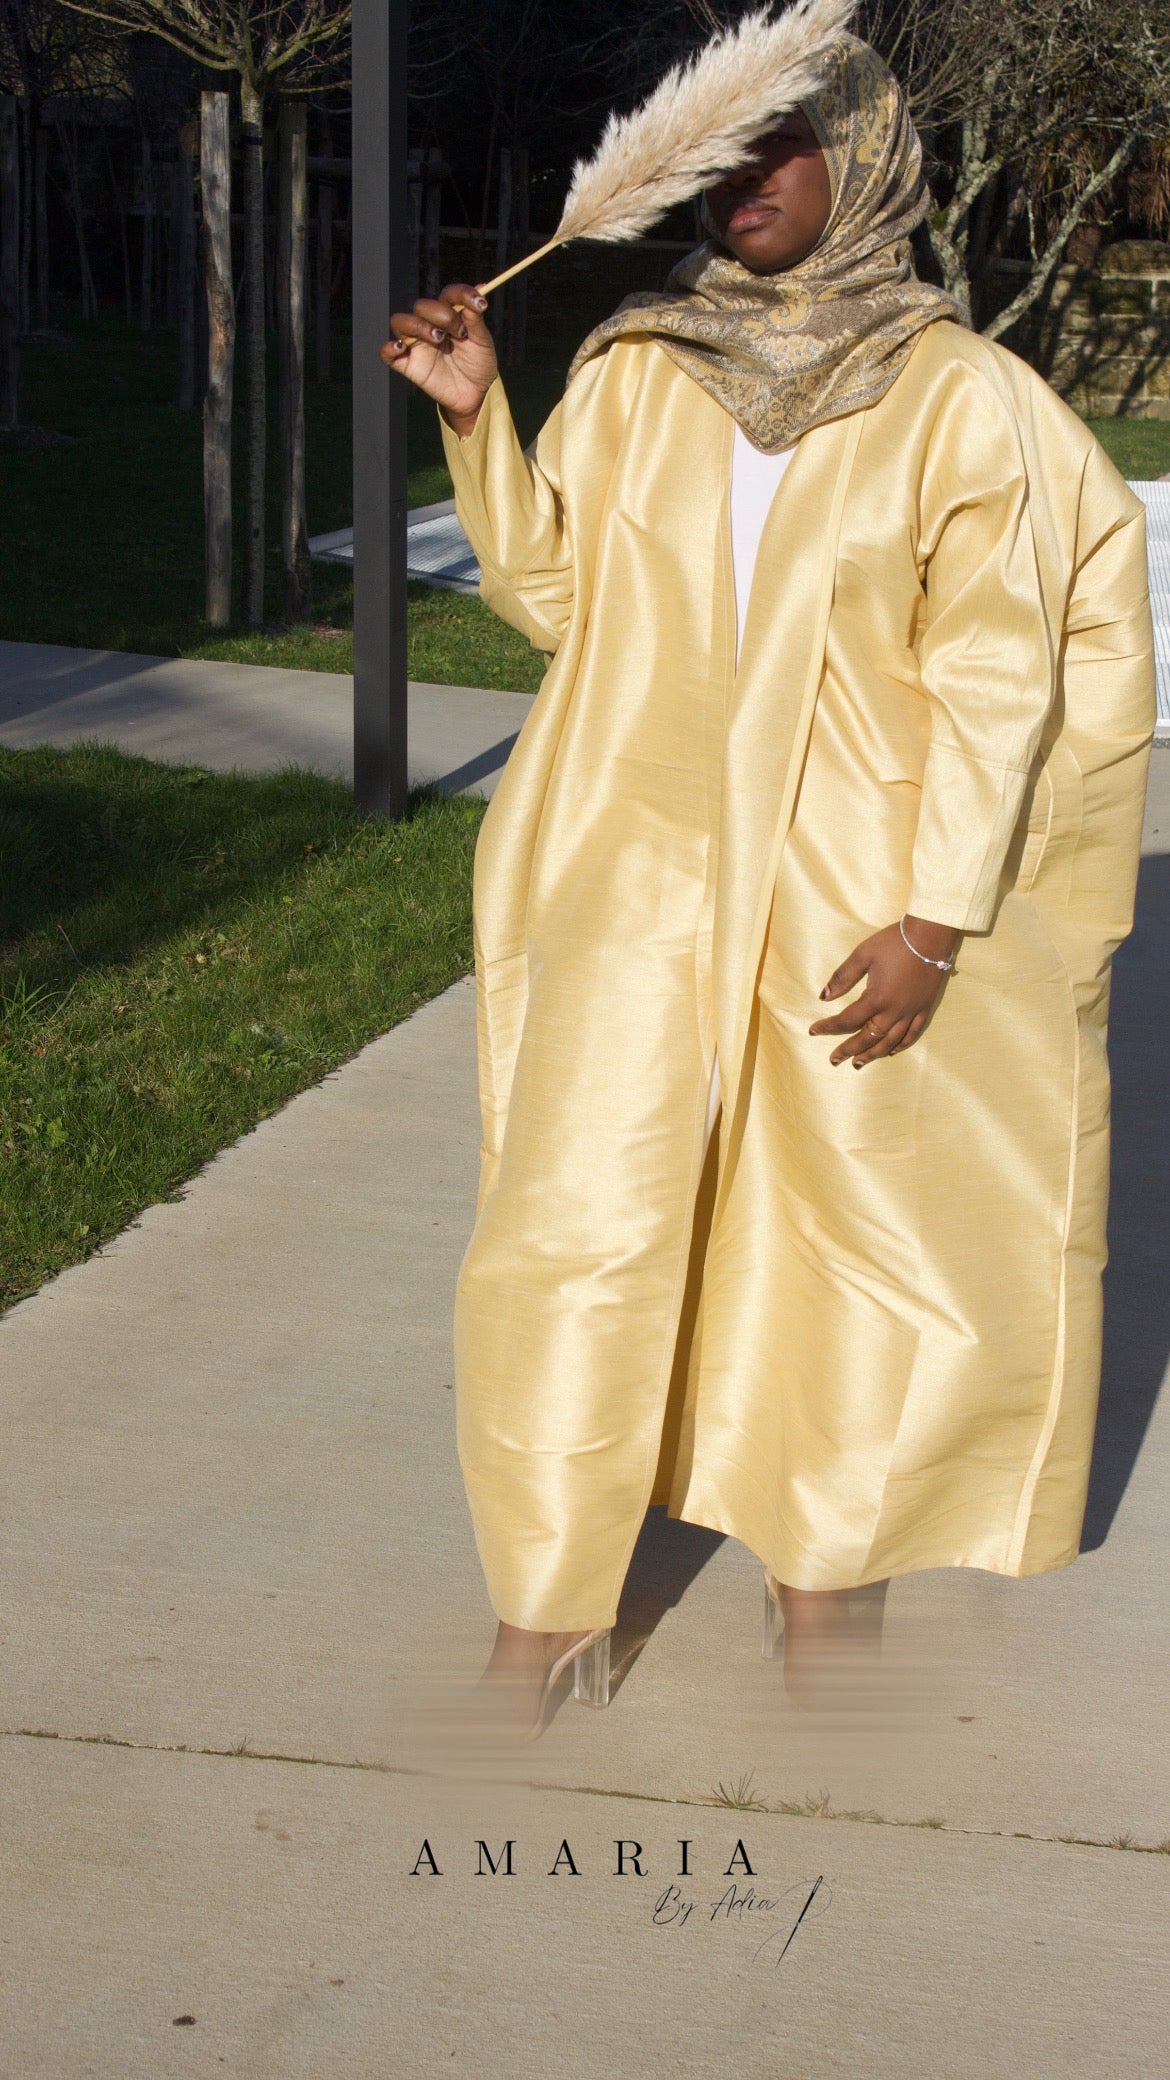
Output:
[565,36,967,452]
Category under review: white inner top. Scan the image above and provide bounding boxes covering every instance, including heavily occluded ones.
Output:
[705,423,797,1146]
[729,420,796,667]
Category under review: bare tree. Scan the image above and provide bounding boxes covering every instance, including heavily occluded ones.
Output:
[60,0,351,626]
[2,0,124,331]
[602,0,1169,338]
[860,0,1170,333]
[0,92,18,426]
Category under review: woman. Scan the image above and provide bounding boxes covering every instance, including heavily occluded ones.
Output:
[382,36,1155,1735]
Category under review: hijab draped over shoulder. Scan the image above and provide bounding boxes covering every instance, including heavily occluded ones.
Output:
[566,35,967,452]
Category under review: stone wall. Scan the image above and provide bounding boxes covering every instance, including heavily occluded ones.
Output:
[991,241,1170,419]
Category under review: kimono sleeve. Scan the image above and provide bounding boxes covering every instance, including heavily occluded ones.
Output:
[438,375,574,656]
[905,380,1056,934]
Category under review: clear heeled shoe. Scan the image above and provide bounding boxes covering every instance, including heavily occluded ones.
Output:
[527,1627,612,1742]
[762,1568,784,1660]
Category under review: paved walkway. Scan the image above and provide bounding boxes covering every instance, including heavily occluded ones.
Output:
[1,669,1168,2070]
[0,640,533,798]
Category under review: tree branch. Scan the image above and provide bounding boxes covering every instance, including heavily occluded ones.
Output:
[983,125,1146,339]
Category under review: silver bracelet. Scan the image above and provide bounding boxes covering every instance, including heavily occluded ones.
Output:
[899,916,956,972]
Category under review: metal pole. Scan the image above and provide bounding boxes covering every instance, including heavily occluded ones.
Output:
[351,0,409,820]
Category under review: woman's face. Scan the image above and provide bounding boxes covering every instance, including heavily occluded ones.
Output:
[704,108,833,273]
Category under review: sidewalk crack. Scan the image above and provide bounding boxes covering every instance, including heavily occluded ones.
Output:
[4,1723,1167,1858]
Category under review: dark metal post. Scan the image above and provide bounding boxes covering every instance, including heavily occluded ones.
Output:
[352,0,409,820]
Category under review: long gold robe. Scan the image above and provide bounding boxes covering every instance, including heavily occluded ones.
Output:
[439,319,1155,1632]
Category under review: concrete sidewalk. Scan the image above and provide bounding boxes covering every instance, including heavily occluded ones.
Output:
[0,639,534,798]
[1,755,1168,2076]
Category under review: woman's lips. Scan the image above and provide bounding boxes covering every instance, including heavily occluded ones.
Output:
[726,202,775,233]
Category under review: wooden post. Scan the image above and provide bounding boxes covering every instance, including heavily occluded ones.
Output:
[351,0,409,820]
[506,146,529,368]
[240,77,267,628]
[200,91,234,627]
[315,116,334,384]
[278,100,311,622]
[0,97,19,432]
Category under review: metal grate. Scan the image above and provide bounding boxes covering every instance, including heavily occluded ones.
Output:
[1127,481,1170,733]
[309,500,481,593]
[402,508,481,593]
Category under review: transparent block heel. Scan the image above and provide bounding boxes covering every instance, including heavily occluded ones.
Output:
[526,1627,612,1742]
[762,1569,783,1661]
[573,1628,611,1709]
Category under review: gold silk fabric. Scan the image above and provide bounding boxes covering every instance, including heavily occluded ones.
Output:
[566,35,967,453]
[440,322,1154,1632]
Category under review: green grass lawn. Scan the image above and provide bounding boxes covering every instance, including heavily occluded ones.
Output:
[1083,416,1170,479]
[0,742,483,1310]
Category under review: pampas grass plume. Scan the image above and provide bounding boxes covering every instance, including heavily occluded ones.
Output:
[474,0,857,297]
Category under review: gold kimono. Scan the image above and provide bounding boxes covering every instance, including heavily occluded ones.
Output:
[440,319,1155,1632]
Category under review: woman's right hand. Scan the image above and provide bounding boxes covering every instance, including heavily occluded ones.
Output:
[380,282,498,436]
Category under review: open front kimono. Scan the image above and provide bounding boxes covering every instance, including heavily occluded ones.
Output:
[441,318,1154,1633]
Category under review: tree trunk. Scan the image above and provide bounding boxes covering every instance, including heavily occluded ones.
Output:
[264,158,279,338]
[166,156,181,327]
[200,90,234,627]
[494,145,512,361]
[0,97,20,431]
[56,117,98,323]
[406,156,422,304]
[102,127,133,325]
[314,116,333,384]
[34,125,49,331]
[176,130,198,411]
[140,135,154,332]
[506,146,529,369]
[278,100,311,623]
[18,97,30,336]
[155,164,166,327]
[240,77,267,628]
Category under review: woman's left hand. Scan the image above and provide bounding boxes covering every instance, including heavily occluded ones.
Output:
[808,916,957,1068]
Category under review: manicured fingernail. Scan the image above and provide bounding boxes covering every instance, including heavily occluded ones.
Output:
[853,1058,863,1069]
[819,986,830,999]
[474,295,488,308]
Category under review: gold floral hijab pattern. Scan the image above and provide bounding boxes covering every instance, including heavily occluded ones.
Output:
[565,36,967,452]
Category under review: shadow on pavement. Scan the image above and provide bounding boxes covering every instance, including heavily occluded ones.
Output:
[1084,850,1170,1549]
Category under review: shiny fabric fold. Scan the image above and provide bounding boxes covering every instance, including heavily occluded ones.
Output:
[441,322,1154,1631]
